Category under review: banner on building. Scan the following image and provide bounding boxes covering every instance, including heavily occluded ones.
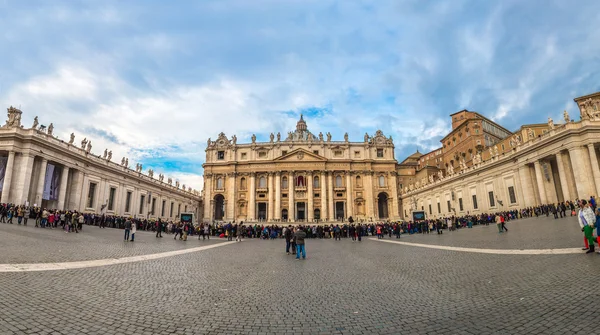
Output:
[42,163,60,201]
[0,156,8,192]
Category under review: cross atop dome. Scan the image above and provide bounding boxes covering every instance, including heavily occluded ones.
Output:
[296,114,307,132]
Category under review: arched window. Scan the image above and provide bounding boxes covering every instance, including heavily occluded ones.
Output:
[313,176,320,188]
[216,177,223,189]
[379,175,385,187]
[259,176,267,188]
[296,176,305,187]
[356,175,362,188]
[240,177,246,190]
[335,175,342,187]
[282,177,288,189]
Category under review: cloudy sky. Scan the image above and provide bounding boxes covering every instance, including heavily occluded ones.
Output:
[1,0,599,190]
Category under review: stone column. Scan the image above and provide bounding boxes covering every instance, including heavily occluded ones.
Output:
[34,158,48,206]
[346,172,353,219]
[288,171,295,222]
[320,171,327,221]
[268,173,274,221]
[569,146,594,199]
[389,172,399,219]
[274,172,281,220]
[555,152,571,202]
[248,173,256,221]
[203,174,212,221]
[533,160,548,204]
[587,144,600,198]
[227,173,236,220]
[57,166,70,210]
[307,172,314,222]
[518,165,535,207]
[327,172,334,221]
[0,151,16,203]
[365,172,375,220]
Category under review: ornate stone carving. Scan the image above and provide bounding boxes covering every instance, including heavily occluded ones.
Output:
[319,132,323,142]
[69,133,75,144]
[125,158,128,167]
[232,135,237,145]
[429,174,434,184]
[168,177,173,185]
[447,164,454,176]
[344,133,349,142]
[121,157,126,166]
[103,149,108,159]
[81,138,87,149]
[86,141,92,154]
[148,169,154,178]
[459,158,467,171]
[107,151,112,161]
[297,152,304,160]
[364,132,369,143]
[32,116,39,129]
[473,152,482,165]
[47,123,53,136]
[251,134,256,144]
[5,106,22,128]
[493,145,499,157]
[175,181,180,188]
[326,132,332,142]
[276,132,280,142]
[371,130,393,146]
[579,98,599,120]
[563,110,570,123]
[548,117,554,129]
[437,170,443,180]
[270,133,274,142]
[527,128,535,140]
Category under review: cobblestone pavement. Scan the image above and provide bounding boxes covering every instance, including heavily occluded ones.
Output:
[0,223,222,264]
[397,216,584,250]
[1,217,599,334]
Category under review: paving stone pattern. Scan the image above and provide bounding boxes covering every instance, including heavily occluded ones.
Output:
[1,217,599,334]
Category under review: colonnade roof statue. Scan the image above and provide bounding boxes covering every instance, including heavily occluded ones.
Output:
[2,106,199,196]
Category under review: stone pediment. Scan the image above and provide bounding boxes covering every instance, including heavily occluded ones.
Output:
[274,148,326,162]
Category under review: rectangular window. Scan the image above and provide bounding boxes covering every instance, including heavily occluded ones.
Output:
[282,194,288,198]
[472,195,478,209]
[151,198,156,215]
[241,152,247,159]
[125,191,132,213]
[139,195,145,214]
[447,200,451,212]
[258,151,267,158]
[314,193,320,198]
[217,151,225,160]
[259,194,266,198]
[86,183,97,208]
[170,202,174,217]
[177,204,181,216]
[185,205,188,212]
[161,200,166,216]
[488,191,495,207]
[459,198,463,211]
[428,204,432,215]
[377,149,384,158]
[437,202,441,213]
[282,150,287,155]
[354,151,360,158]
[108,187,116,211]
[313,150,319,155]
[337,193,343,197]
[508,186,517,204]
[334,150,343,157]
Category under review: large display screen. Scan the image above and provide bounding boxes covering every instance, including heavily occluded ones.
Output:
[180,213,193,223]
[412,211,426,221]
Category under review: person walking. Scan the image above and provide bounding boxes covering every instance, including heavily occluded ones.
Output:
[495,214,503,233]
[130,220,136,242]
[284,225,292,254]
[124,218,131,241]
[501,214,508,232]
[156,219,163,238]
[295,226,307,260]
[578,199,596,254]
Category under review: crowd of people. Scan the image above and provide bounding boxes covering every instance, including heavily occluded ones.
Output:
[1,196,598,256]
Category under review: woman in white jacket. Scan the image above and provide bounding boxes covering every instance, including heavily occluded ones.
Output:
[130,220,137,242]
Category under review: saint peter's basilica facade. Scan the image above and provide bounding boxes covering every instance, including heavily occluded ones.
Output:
[202,116,399,223]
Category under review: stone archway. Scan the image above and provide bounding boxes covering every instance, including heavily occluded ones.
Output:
[378,192,389,219]
[214,194,225,220]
